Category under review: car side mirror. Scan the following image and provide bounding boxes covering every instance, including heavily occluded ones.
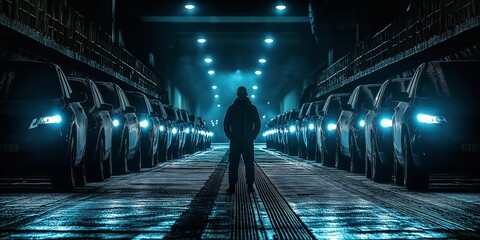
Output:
[69,92,87,103]
[125,106,136,113]
[362,102,374,111]
[389,92,410,102]
[99,103,114,111]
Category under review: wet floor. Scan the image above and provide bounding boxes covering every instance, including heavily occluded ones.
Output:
[1,144,479,239]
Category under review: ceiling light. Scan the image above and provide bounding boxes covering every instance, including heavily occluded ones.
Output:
[217,104,221,107]
[208,70,215,75]
[255,70,262,75]
[259,58,267,63]
[252,86,258,90]
[197,38,206,43]
[204,58,212,63]
[212,85,217,89]
[264,38,274,44]
[214,94,219,98]
[276,5,286,11]
[185,4,195,10]
[267,101,270,104]
[251,95,256,99]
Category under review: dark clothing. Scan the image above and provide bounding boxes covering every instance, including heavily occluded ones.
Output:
[223,97,261,185]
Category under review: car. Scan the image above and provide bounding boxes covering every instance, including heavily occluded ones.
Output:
[150,99,170,162]
[283,110,300,156]
[95,82,142,173]
[297,102,311,158]
[179,109,193,155]
[391,61,480,190]
[68,77,114,182]
[163,104,181,159]
[125,91,161,168]
[301,100,326,160]
[315,93,351,166]
[336,83,381,173]
[364,78,410,182]
[0,61,88,190]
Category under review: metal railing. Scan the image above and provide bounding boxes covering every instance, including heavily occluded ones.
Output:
[316,0,479,96]
[0,0,158,95]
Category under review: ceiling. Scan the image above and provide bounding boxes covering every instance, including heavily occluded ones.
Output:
[116,0,320,116]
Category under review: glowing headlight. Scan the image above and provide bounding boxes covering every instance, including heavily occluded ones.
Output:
[327,123,336,131]
[29,115,62,129]
[380,118,392,128]
[112,119,120,127]
[289,125,296,133]
[208,132,213,137]
[186,128,190,133]
[172,127,178,134]
[139,120,149,128]
[308,123,315,130]
[416,113,446,124]
[359,120,365,128]
[159,125,165,132]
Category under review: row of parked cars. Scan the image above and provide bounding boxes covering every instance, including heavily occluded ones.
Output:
[0,60,212,191]
[265,60,480,190]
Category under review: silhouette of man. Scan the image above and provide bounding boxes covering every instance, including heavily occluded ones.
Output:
[224,86,261,193]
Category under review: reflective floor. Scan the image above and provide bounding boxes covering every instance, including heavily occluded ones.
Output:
[1,144,479,239]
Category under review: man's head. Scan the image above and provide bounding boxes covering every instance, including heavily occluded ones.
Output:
[236,86,248,97]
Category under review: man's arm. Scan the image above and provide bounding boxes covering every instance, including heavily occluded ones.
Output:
[223,107,232,140]
[252,106,261,140]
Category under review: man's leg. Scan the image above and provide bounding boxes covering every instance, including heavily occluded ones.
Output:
[228,143,241,192]
[243,141,255,192]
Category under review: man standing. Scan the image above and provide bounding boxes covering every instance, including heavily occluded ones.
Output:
[224,86,261,193]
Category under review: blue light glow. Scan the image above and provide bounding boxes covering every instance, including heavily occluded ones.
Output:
[276,5,287,10]
[140,120,149,128]
[417,113,446,124]
[327,123,336,131]
[359,120,365,128]
[159,125,165,132]
[185,4,195,10]
[29,115,62,129]
[289,125,296,133]
[264,38,274,44]
[255,70,262,75]
[172,128,178,134]
[186,128,190,134]
[197,38,206,43]
[380,118,393,128]
[112,119,120,127]
[308,123,315,130]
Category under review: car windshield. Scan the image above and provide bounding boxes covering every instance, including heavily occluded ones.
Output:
[164,106,176,119]
[96,83,120,108]
[418,62,480,103]
[0,64,62,99]
[127,94,148,114]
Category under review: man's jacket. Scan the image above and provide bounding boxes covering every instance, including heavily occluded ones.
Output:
[223,97,261,143]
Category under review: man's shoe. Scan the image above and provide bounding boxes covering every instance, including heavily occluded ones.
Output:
[226,185,235,194]
[247,184,255,193]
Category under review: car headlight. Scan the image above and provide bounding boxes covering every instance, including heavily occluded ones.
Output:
[358,119,365,128]
[416,113,446,124]
[172,127,178,134]
[308,123,315,131]
[380,118,392,128]
[159,125,165,132]
[112,119,120,127]
[186,128,190,133]
[289,125,296,133]
[29,115,62,129]
[327,123,336,131]
[139,119,149,128]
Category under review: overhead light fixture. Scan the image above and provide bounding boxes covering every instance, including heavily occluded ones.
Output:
[204,58,213,63]
[252,86,258,90]
[197,38,206,43]
[212,85,217,89]
[264,38,274,44]
[214,94,219,98]
[267,101,270,104]
[255,70,262,75]
[251,95,256,99]
[185,4,195,10]
[276,5,287,11]
[217,104,221,107]
[259,58,267,63]
[208,70,215,75]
